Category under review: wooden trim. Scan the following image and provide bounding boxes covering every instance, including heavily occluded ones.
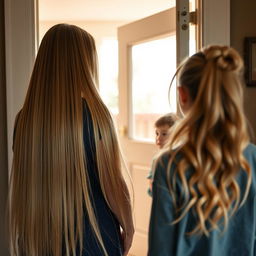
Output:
[118,8,176,45]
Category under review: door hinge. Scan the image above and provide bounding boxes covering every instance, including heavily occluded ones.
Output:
[189,10,197,25]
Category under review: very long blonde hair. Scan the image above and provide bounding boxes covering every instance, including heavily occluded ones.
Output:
[9,24,126,256]
[166,45,251,235]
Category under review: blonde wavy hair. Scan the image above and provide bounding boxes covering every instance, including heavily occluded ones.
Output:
[9,24,129,256]
[166,45,251,236]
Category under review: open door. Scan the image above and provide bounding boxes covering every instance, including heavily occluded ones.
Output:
[118,8,177,256]
[117,1,194,255]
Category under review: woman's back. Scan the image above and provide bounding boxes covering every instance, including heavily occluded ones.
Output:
[81,101,122,256]
[9,24,134,256]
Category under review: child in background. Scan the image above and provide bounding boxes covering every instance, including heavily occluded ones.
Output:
[147,113,179,196]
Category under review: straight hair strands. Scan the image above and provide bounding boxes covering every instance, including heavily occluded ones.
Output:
[9,24,128,256]
[166,45,251,236]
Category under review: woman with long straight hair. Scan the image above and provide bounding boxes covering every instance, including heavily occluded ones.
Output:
[9,24,134,256]
[148,45,256,256]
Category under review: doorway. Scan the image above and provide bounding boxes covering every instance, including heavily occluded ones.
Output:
[3,0,231,254]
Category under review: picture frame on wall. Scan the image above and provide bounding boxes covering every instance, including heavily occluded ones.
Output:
[244,37,256,87]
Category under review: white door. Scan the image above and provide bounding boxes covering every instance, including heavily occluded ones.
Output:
[117,1,194,255]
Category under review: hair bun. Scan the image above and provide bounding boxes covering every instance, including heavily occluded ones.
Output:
[203,45,243,72]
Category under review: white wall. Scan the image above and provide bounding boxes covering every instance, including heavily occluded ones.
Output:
[202,0,230,46]
[5,0,37,169]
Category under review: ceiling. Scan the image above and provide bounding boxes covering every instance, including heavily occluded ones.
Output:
[39,0,175,22]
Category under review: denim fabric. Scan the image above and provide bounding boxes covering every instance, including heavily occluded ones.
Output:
[148,143,256,256]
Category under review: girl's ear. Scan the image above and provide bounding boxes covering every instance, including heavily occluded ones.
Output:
[178,86,189,105]
[178,86,192,114]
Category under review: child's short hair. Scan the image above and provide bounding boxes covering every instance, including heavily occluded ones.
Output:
[154,113,179,128]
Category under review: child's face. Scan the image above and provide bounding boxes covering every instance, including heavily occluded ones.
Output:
[155,125,170,149]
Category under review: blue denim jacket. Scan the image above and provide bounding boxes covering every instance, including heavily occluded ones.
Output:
[148,143,256,256]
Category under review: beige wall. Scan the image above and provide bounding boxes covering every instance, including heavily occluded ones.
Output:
[0,0,9,254]
[231,0,256,140]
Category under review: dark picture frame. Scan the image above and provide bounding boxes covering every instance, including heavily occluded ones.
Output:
[244,37,256,86]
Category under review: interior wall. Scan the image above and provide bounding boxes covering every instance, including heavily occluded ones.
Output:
[0,0,9,254]
[231,0,256,141]
[5,0,37,169]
